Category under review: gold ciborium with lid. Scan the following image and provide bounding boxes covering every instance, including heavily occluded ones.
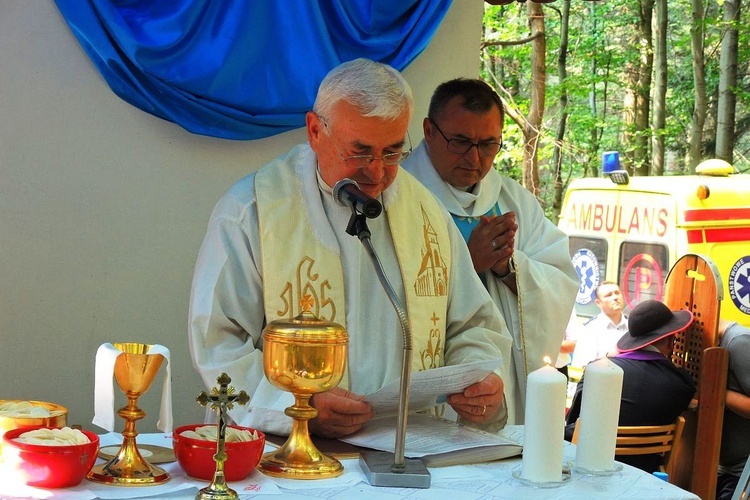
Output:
[258,296,348,479]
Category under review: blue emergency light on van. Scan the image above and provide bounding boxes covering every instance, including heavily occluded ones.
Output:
[602,151,620,173]
[602,151,629,185]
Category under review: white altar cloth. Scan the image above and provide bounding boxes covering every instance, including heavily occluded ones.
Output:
[0,427,699,500]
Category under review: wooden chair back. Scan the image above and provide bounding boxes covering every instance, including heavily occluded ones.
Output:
[571,416,685,476]
[663,253,728,500]
[665,253,722,394]
[615,416,685,476]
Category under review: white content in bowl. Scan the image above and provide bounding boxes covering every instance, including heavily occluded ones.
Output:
[14,427,90,446]
[0,401,52,418]
[180,425,259,443]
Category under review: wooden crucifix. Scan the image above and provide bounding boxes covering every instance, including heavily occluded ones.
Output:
[195,372,250,500]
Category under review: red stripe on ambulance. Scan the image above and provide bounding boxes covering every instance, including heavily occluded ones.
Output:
[704,227,750,243]
[688,227,750,243]
[684,208,750,222]
[686,230,704,244]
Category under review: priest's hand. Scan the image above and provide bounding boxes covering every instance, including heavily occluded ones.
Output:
[308,387,375,438]
[447,372,505,423]
[467,212,517,274]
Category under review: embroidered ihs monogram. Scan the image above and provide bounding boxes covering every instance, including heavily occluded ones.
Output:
[413,205,448,297]
[277,256,336,321]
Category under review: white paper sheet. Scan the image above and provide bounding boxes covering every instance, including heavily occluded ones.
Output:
[364,358,503,416]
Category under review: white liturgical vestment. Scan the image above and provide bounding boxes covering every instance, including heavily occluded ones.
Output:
[189,143,512,435]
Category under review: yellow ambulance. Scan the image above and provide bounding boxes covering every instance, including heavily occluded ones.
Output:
[558,158,750,328]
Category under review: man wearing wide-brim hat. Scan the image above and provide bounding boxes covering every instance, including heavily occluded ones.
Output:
[565,300,697,473]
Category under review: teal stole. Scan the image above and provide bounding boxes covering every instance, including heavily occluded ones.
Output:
[451,203,503,244]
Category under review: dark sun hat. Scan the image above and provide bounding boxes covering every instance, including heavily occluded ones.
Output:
[617,300,694,352]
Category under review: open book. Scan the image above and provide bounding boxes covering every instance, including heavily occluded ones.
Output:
[341,413,522,467]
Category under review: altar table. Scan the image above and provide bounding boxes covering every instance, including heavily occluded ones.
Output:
[0,427,699,499]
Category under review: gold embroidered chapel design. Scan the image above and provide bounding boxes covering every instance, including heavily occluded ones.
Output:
[414,205,449,298]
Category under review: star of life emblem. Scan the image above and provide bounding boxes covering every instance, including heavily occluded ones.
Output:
[572,248,600,305]
[728,256,750,315]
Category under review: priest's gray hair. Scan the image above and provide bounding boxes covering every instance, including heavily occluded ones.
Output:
[313,58,414,128]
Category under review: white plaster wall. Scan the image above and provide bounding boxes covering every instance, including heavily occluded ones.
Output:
[0,1,483,431]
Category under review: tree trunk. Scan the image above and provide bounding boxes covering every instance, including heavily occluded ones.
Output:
[688,0,708,173]
[587,60,609,178]
[651,0,667,176]
[624,0,654,176]
[632,0,654,176]
[715,0,741,163]
[587,1,607,178]
[523,1,546,198]
[551,0,571,223]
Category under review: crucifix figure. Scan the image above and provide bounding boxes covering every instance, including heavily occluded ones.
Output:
[195,372,250,500]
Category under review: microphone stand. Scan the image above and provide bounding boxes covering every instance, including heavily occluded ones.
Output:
[344,210,430,488]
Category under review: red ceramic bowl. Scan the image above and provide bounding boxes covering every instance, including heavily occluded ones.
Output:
[173,424,265,481]
[1,426,99,488]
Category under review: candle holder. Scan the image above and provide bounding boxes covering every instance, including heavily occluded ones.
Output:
[512,464,572,488]
[571,461,623,475]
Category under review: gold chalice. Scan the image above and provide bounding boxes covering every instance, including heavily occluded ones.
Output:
[259,304,348,479]
[88,342,170,485]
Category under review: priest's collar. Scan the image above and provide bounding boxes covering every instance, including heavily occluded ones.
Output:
[404,140,502,218]
[316,166,333,196]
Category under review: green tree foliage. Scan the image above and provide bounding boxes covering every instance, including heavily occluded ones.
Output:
[481,0,749,215]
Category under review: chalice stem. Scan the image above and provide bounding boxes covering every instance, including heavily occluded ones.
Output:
[289,394,315,431]
[259,391,343,477]
[120,392,144,442]
[283,394,322,459]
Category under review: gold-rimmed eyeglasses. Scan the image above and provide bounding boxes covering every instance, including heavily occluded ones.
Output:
[429,118,503,158]
[320,116,412,168]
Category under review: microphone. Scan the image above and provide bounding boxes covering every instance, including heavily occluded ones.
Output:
[332,179,382,219]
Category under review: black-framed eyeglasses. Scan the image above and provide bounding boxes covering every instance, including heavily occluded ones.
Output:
[428,118,503,158]
[320,116,412,168]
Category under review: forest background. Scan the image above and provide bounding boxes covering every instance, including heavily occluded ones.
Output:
[480,0,748,221]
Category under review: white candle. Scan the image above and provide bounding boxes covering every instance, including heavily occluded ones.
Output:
[522,358,567,482]
[574,357,624,472]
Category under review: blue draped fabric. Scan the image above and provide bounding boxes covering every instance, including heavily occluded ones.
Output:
[54,0,453,140]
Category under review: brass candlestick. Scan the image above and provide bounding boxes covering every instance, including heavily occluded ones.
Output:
[258,297,348,479]
[88,342,170,485]
[195,373,250,500]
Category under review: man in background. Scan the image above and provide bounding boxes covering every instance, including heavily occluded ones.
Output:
[572,281,628,367]
[403,78,578,424]
[716,319,750,500]
[565,300,696,473]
